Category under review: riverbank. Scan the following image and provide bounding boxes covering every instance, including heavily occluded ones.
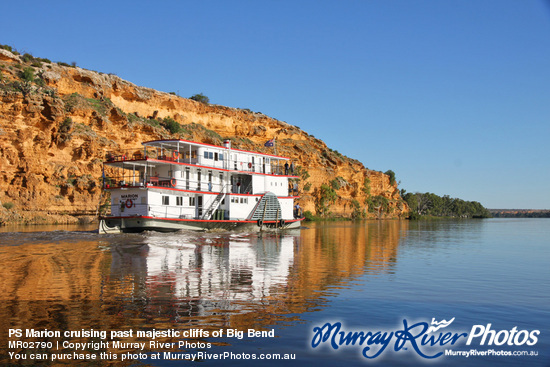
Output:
[0,206,97,226]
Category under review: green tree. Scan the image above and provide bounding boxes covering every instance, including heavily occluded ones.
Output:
[403,192,418,214]
[362,176,371,197]
[314,184,337,217]
[351,199,365,219]
[403,192,491,219]
[370,195,389,216]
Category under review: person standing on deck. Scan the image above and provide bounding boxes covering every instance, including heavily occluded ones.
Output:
[294,203,301,218]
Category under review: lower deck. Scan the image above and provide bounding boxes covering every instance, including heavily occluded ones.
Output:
[107,187,297,222]
[99,216,303,233]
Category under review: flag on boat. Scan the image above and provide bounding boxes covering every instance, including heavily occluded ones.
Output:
[264,139,274,147]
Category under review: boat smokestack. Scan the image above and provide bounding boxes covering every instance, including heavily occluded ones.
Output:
[224,139,231,149]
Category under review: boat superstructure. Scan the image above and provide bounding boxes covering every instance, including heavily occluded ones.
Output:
[99,139,303,233]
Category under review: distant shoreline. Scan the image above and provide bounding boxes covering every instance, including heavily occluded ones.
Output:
[489,209,550,218]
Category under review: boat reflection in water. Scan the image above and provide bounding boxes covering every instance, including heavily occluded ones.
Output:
[109,230,298,315]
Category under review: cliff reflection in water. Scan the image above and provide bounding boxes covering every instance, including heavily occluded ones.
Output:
[0,221,405,359]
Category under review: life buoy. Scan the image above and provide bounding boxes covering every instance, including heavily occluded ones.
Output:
[257,219,263,227]
[248,162,252,168]
[171,178,176,187]
[125,199,133,208]
[172,151,179,160]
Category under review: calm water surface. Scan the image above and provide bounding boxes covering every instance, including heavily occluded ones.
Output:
[0,219,548,366]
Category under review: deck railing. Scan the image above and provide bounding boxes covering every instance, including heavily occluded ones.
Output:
[103,175,260,194]
[104,148,294,176]
[104,202,230,220]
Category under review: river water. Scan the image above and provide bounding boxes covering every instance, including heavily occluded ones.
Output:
[0,219,548,366]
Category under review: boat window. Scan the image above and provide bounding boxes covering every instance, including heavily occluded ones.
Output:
[176,197,183,206]
[204,151,209,159]
[219,153,224,161]
[190,197,196,206]
[162,196,169,205]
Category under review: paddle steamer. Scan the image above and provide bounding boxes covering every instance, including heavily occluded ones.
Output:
[99,139,303,232]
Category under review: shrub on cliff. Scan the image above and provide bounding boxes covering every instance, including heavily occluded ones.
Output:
[189,93,210,104]
[57,117,74,143]
[22,53,35,63]
[294,165,310,181]
[20,67,35,82]
[0,44,16,53]
[86,97,113,116]
[161,117,182,134]
[385,170,396,186]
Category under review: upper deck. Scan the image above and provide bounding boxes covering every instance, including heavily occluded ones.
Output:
[104,139,293,176]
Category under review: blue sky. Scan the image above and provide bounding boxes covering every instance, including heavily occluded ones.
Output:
[2,0,549,209]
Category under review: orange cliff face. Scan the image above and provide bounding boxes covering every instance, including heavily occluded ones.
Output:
[0,49,408,224]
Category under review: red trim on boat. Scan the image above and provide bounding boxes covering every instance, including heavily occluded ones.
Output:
[101,216,305,224]
[104,185,298,199]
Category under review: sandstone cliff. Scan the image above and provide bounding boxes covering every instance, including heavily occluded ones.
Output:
[0,47,407,224]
